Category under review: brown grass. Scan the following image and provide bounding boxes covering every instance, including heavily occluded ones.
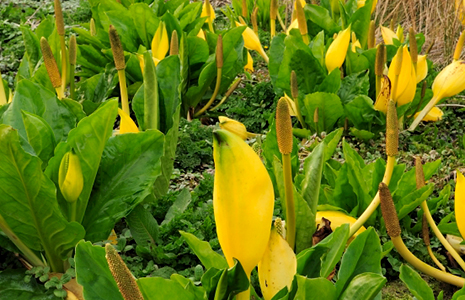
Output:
[374,0,464,67]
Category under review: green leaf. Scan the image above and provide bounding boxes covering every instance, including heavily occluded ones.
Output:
[21,111,56,168]
[83,130,165,242]
[294,275,337,299]
[157,55,181,134]
[322,128,343,162]
[20,26,41,73]
[310,31,325,68]
[348,0,373,48]
[126,204,159,247]
[45,100,118,224]
[137,276,197,299]
[78,65,118,105]
[452,285,465,300]
[300,141,325,213]
[295,189,315,254]
[396,184,434,220]
[143,51,159,131]
[106,11,140,52]
[399,264,435,300]
[129,3,159,48]
[163,188,192,225]
[303,92,344,133]
[338,71,370,104]
[344,95,377,129]
[0,125,85,268]
[179,231,228,270]
[297,224,349,278]
[350,127,375,141]
[75,241,124,300]
[304,5,339,35]
[336,228,383,298]
[0,269,59,299]
[339,273,386,300]
[2,80,77,143]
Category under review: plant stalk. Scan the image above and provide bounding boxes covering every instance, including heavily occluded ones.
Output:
[194,68,222,117]
[408,96,439,131]
[59,35,67,97]
[283,153,295,250]
[117,69,130,115]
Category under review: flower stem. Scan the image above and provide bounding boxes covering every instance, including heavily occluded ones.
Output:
[194,68,222,117]
[408,96,439,131]
[59,35,67,97]
[117,69,129,115]
[283,153,295,250]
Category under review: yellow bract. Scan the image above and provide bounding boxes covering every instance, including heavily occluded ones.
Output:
[316,211,366,239]
[218,116,255,140]
[236,22,269,63]
[413,106,443,122]
[213,129,274,276]
[201,0,216,26]
[388,46,416,106]
[432,60,465,101]
[456,171,465,240]
[258,227,296,300]
[325,26,351,73]
[357,0,378,13]
[286,19,299,35]
[151,22,169,66]
[416,55,428,83]
[380,26,397,45]
[197,29,206,41]
[374,75,391,113]
[58,150,84,203]
[245,51,254,72]
[118,108,139,134]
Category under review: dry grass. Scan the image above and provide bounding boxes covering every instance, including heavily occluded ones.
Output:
[374,0,464,68]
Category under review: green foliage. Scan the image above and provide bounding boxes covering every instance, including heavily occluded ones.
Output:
[175,119,214,171]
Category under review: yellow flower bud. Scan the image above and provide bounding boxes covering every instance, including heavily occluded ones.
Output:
[218,116,255,140]
[416,55,428,83]
[58,150,84,203]
[380,25,398,45]
[432,60,465,101]
[245,51,254,72]
[387,46,416,106]
[201,0,215,31]
[357,0,377,13]
[213,129,274,279]
[236,22,269,63]
[325,26,351,73]
[151,22,169,66]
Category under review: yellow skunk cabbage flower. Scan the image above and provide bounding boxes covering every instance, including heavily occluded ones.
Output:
[432,60,465,100]
[258,223,296,300]
[374,75,391,113]
[456,171,465,240]
[380,26,398,45]
[201,0,215,31]
[282,93,297,116]
[213,129,274,294]
[151,22,169,66]
[59,150,84,204]
[236,22,269,63]
[316,211,366,240]
[245,51,254,72]
[357,0,377,13]
[219,116,255,140]
[416,55,428,83]
[388,46,416,106]
[118,108,139,134]
[413,106,443,122]
[325,26,351,73]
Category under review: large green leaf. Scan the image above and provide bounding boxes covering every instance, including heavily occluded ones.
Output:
[300,141,325,213]
[0,269,59,299]
[303,92,344,133]
[137,277,197,300]
[297,224,349,278]
[157,55,181,134]
[399,264,435,300]
[336,228,383,298]
[129,3,159,48]
[83,130,165,242]
[295,189,315,254]
[0,125,85,269]
[45,100,118,224]
[339,273,386,300]
[75,241,124,300]
[294,275,336,300]
[21,111,56,168]
[180,231,228,270]
[2,79,77,143]
[126,204,159,247]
